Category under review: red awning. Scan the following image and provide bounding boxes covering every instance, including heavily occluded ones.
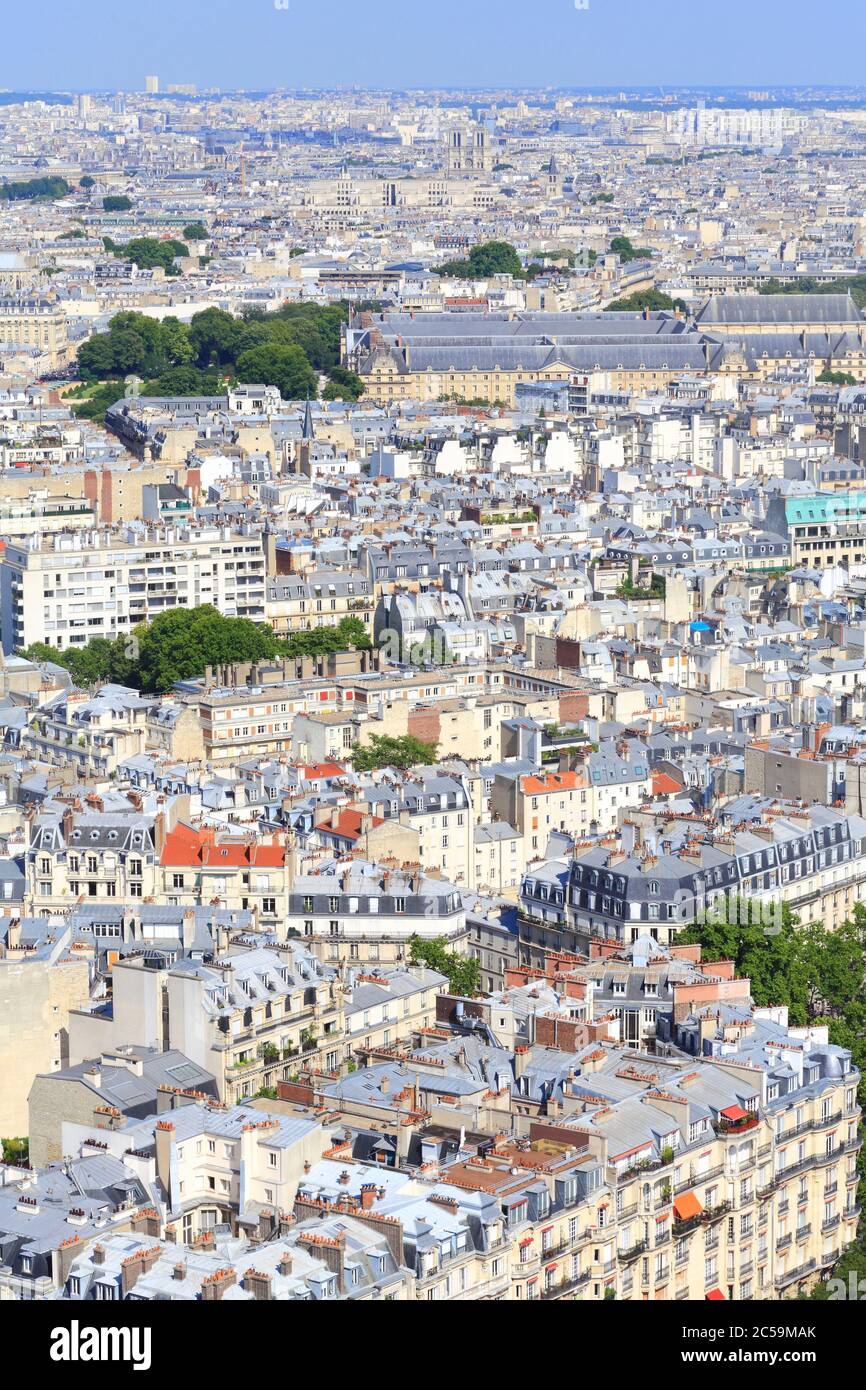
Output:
[706,1288,726,1301]
[720,1105,749,1122]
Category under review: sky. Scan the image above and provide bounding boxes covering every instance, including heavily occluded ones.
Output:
[2,0,866,93]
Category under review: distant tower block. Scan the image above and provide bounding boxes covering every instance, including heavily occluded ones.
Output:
[145,75,159,94]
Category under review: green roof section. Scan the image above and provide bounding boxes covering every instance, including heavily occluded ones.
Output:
[785,492,866,525]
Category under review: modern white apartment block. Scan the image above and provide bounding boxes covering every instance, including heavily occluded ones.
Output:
[0,524,266,653]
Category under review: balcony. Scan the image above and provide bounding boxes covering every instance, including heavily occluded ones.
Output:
[775,1258,816,1289]
[674,1163,726,1195]
[703,1202,731,1225]
[538,1271,591,1301]
[715,1113,760,1137]
[815,1110,843,1131]
[618,1239,647,1263]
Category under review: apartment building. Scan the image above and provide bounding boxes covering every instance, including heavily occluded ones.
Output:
[361,772,476,888]
[0,524,266,654]
[493,745,652,867]
[0,1158,155,1300]
[265,569,374,638]
[23,685,150,778]
[474,821,525,896]
[158,823,294,929]
[344,965,447,1057]
[199,682,335,766]
[519,803,866,964]
[770,491,866,570]
[0,295,69,367]
[68,943,345,1104]
[61,1216,413,1300]
[27,1044,218,1167]
[26,806,159,910]
[0,923,91,1139]
[287,862,468,967]
[285,1008,859,1301]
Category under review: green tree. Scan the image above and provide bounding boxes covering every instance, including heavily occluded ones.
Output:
[323,365,365,401]
[77,333,119,379]
[107,236,188,274]
[608,235,654,263]
[0,176,69,201]
[108,328,148,374]
[20,636,132,687]
[182,221,208,240]
[0,1137,28,1164]
[157,316,194,368]
[76,312,194,381]
[606,290,686,313]
[352,735,439,773]
[143,366,223,396]
[235,343,317,401]
[134,605,283,693]
[188,307,245,366]
[817,369,858,386]
[436,240,524,279]
[408,936,481,995]
[103,194,132,211]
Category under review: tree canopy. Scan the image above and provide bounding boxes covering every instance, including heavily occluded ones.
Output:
[351,734,439,773]
[21,607,372,695]
[606,290,687,313]
[234,343,317,401]
[435,240,524,279]
[608,235,654,263]
[0,176,69,201]
[76,300,357,405]
[408,936,480,996]
[77,311,195,381]
[103,194,132,211]
[103,235,188,274]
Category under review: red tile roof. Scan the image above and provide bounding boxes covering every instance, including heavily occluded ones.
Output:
[161,824,287,868]
[652,772,682,796]
[317,810,385,842]
[299,762,346,780]
[522,771,582,795]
